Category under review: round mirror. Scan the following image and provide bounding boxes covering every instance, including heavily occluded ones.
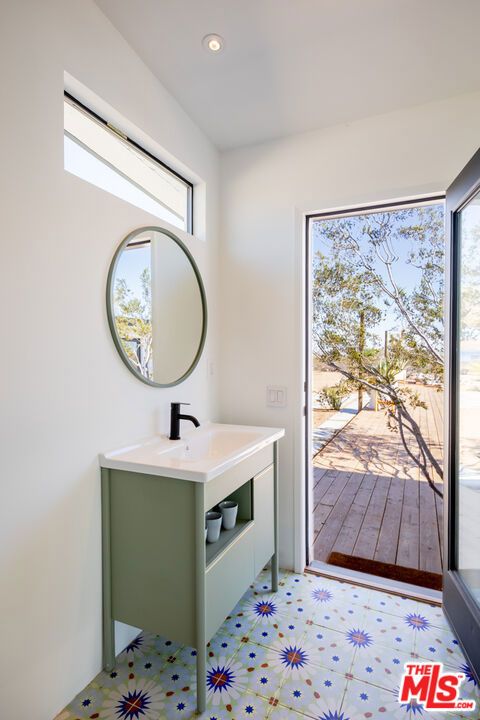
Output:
[106,226,207,387]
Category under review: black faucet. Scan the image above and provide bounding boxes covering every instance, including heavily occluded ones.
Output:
[169,403,200,440]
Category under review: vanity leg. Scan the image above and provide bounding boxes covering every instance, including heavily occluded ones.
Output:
[196,648,207,714]
[195,483,207,713]
[101,469,115,671]
[271,441,279,592]
[103,617,115,672]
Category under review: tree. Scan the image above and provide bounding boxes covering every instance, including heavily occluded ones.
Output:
[114,267,153,379]
[312,205,444,497]
[459,221,480,341]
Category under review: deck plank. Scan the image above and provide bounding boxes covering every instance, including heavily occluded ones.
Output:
[353,474,391,560]
[313,502,333,533]
[419,479,442,574]
[312,383,443,578]
[313,471,366,562]
[374,477,405,565]
[396,478,420,568]
[332,473,376,556]
[320,470,355,506]
[313,469,338,505]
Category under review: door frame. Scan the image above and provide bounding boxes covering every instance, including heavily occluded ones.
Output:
[304,194,445,574]
[443,147,480,682]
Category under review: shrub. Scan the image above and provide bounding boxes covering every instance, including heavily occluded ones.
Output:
[317,380,352,410]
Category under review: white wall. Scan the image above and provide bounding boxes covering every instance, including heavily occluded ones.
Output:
[219,91,480,572]
[0,2,219,718]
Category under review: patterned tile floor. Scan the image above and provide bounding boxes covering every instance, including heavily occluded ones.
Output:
[58,569,479,720]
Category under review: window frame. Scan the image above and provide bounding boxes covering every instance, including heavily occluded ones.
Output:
[64,91,194,234]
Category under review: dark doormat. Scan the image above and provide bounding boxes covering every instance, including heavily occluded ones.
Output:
[327,551,443,591]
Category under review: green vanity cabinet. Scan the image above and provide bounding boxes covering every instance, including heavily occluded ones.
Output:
[105,470,198,646]
[100,439,280,713]
[205,521,255,640]
[253,464,275,576]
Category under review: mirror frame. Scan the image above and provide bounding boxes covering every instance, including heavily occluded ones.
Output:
[106,225,207,387]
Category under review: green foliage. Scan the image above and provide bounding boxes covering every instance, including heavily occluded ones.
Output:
[318,380,353,410]
[312,205,444,380]
[114,267,152,379]
[460,221,480,341]
[311,205,445,494]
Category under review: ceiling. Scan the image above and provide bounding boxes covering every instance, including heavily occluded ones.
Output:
[95,0,480,150]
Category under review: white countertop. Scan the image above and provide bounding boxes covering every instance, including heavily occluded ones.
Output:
[99,422,285,482]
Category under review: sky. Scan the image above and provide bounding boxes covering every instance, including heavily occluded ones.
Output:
[311,203,445,343]
[114,243,151,312]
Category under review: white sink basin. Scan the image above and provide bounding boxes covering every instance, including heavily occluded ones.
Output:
[99,422,285,482]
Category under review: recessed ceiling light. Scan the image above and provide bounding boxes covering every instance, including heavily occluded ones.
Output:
[203,33,224,53]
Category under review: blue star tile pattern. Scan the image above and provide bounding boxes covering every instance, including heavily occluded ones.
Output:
[460,662,478,687]
[405,612,431,631]
[57,567,480,720]
[248,622,282,648]
[205,631,243,662]
[312,587,333,603]
[413,625,465,668]
[278,662,348,716]
[350,646,418,689]
[345,628,373,648]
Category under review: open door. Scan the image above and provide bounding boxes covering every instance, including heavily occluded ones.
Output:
[444,147,480,682]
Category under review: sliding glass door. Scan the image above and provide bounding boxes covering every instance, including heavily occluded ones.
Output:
[444,147,480,681]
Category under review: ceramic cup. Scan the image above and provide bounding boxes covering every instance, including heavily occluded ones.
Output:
[206,511,222,543]
[219,500,238,530]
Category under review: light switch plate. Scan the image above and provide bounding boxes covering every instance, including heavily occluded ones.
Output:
[266,385,287,408]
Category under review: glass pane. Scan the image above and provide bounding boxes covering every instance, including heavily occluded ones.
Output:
[457,189,480,606]
[114,240,153,380]
[64,99,191,232]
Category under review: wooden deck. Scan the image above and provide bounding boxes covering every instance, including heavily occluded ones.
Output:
[312,384,444,575]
